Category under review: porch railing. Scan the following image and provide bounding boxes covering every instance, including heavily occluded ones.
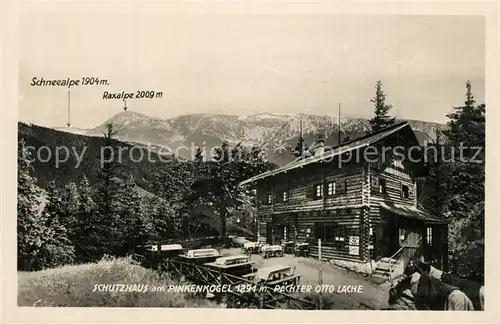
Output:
[387,245,407,282]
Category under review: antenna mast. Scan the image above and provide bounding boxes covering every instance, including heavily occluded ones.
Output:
[338,103,341,144]
[67,90,71,127]
[300,114,304,154]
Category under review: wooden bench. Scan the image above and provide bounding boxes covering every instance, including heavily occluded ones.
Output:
[266,275,302,287]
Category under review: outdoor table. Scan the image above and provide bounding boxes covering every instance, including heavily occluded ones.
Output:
[204,255,256,276]
[294,243,310,257]
[178,248,221,265]
[282,241,295,254]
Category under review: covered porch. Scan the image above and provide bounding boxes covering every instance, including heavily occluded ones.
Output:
[374,202,450,271]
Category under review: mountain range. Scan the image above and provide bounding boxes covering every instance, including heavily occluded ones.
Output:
[54,111,445,166]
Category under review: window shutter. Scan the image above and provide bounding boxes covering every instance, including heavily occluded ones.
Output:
[314,223,322,240]
[306,184,314,199]
[337,181,344,192]
[337,180,346,194]
[371,176,379,192]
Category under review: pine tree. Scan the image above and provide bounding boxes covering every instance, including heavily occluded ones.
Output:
[151,158,194,238]
[419,127,452,217]
[17,140,46,270]
[194,147,204,163]
[368,80,396,133]
[193,147,209,180]
[443,81,485,281]
[59,182,80,240]
[146,196,177,240]
[39,180,75,268]
[292,136,307,158]
[119,175,147,253]
[73,175,100,263]
[94,123,124,256]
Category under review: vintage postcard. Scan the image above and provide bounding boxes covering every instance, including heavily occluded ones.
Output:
[2,1,499,323]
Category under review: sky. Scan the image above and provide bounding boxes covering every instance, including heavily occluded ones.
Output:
[18,13,485,129]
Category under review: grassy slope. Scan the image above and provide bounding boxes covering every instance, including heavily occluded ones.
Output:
[18,257,223,308]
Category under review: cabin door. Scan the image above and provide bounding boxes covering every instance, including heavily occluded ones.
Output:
[266,223,273,244]
[376,215,399,259]
[397,219,423,264]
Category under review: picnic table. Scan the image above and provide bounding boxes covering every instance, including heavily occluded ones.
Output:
[281,241,295,254]
[241,242,260,254]
[294,243,310,257]
[178,248,221,264]
[260,245,284,258]
[204,255,256,276]
[135,243,184,269]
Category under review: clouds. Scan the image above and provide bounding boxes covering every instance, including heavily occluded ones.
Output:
[19,13,485,128]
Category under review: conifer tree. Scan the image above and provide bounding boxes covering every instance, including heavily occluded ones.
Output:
[119,175,147,253]
[40,180,75,267]
[443,81,485,281]
[368,80,396,133]
[194,147,204,163]
[73,175,100,263]
[193,147,209,180]
[292,136,307,158]
[419,127,452,217]
[17,140,46,270]
[58,182,80,240]
[146,196,177,240]
[152,158,193,237]
[94,123,123,256]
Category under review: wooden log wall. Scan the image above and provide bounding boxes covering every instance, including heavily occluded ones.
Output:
[253,139,424,262]
[256,160,365,215]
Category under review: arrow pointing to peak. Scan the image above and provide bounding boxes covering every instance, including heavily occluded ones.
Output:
[67,90,71,127]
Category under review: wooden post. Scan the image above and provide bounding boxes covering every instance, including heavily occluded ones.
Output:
[442,225,449,272]
[259,285,265,309]
[318,239,323,310]
[156,242,161,271]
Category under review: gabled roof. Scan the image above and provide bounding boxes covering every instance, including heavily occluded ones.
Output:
[240,121,415,185]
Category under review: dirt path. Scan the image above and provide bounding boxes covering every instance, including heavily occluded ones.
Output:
[220,248,391,310]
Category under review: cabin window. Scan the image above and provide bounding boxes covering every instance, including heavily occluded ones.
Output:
[379,178,387,193]
[315,222,346,245]
[314,183,323,200]
[327,181,336,196]
[267,193,272,205]
[426,227,432,246]
[401,184,409,198]
[282,191,289,202]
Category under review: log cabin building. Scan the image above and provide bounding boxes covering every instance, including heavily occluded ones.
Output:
[240,121,449,271]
